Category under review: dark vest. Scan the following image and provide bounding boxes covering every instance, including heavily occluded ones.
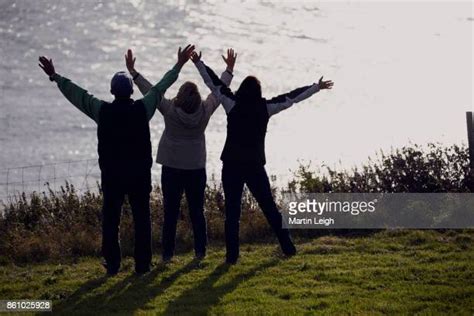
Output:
[220,99,269,165]
[97,99,152,173]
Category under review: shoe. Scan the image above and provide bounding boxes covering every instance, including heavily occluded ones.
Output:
[225,256,238,265]
[195,252,206,261]
[102,262,119,276]
[162,255,173,263]
[135,266,151,275]
[282,243,297,257]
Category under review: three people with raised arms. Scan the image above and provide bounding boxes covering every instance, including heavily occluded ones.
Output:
[38,44,333,274]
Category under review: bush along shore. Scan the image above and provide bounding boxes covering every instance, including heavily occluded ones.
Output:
[0,143,471,264]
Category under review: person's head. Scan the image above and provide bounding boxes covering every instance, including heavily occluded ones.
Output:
[174,81,202,113]
[236,76,262,102]
[110,71,133,99]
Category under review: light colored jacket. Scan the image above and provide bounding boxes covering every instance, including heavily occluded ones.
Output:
[133,70,233,169]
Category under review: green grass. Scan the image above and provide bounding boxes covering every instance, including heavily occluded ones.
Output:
[0,230,473,315]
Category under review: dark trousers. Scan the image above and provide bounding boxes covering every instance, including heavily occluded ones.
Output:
[101,169,152,272]
[161,165,207,259]
[222,163,295,262]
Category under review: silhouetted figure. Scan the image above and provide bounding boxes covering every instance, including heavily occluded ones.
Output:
[192,51,334,264]
[38,45,194,275]
[125,49,237,261]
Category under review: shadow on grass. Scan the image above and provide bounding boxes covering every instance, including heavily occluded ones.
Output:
[52,259,201,315]
[45,275,108,315]
[163,258,280,315]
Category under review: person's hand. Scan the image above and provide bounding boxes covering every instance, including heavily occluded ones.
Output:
[222,48,237,73]
[125,49,137,75]
[318,76,334,90]
[190,51,202,64]
[177,44,195,67]
[38,56,56,77]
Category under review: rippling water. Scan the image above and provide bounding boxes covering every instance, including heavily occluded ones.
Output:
[0,0,472,195]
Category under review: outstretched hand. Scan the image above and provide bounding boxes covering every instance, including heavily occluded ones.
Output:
[318,76,334,90]
[38,56,56,77]
[125,49,136,74]
[222,48,237,72]
[190,51,202,64]
[177,44,195,67]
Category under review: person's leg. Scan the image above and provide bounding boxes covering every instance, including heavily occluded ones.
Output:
[245,165,296,256]
[161,166,184,261]
[183,168,207,259]
[101,173,125,275]
[222,164,245,264]
[128,169,152,274]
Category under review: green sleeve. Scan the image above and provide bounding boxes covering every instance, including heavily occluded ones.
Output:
[52,73,103,123]
[140,64,181,120]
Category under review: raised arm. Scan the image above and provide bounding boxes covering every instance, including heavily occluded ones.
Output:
[38,56,103,123]
[221,48,237,86]
[138,45,195,120]
[191,52,236,114]
[266,76,334,117]
[202,49,237,114]
[125,49,172,115]
[125,49,153,95]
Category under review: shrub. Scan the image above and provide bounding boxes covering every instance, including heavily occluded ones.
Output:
[0,143,470,263]
[286,143,470,193]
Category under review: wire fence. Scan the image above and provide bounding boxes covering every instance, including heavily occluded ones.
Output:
[0,158,279,206]
[0,159,101,203]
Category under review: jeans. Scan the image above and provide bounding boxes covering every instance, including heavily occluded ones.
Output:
[222,163,295,262]
[101,169,152,273]
[161,165,207,259]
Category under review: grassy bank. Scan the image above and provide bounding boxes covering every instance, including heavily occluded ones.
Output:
[0,144,470,264]
[0,230,473,315]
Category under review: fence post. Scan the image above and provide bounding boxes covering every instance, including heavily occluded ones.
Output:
[466,112,474,191]
[6,168,9,197]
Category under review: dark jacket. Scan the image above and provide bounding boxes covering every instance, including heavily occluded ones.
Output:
[97,99,152,174]
[195,60,321,166]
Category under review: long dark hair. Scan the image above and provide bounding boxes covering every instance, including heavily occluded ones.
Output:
[235,76,262,104]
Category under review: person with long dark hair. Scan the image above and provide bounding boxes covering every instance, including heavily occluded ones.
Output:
[125,48,237,262]
[191,51,334,264]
